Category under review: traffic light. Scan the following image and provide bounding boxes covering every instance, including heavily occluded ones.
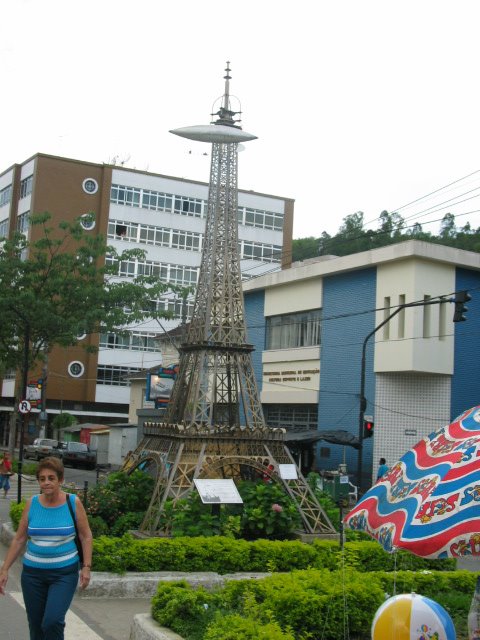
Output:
[363,417,374,439]
[453,290,472,323]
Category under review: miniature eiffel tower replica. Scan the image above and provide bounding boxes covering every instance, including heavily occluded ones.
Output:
[127,63,336,538]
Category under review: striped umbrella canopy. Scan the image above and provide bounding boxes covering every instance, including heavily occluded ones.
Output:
[344,405,480,558]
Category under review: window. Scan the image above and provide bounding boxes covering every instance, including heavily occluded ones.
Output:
[398,294,406,339]
[238,206,284,231]
[110,184,141,207]
[68,361,85,378]
[20,175,33,199]
[107,254,199,286]
[264,404,318,432]
[99,332,161,352]
[171,229,201,251]
[80,213,95,231]
[96,365,141,386]
[383,296,391,340]
[159,296,194,320]
[174,196,204,217]
[0,217,9,238]
[142,189,173,212]
[139,225,171,246]
[439,299,447,340]
[83,178,98,194]
[423,294,431,338]
[240,240,282,263]
[17,212,29,235]
[0,185,12,207]
[107,219,202,253]
[266,309,321,350]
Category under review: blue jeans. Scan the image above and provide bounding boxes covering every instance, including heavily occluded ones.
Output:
[0,474,10,492]
[21,563,79,640]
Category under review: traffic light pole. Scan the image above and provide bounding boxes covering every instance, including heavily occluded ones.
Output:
[356,299,447,492]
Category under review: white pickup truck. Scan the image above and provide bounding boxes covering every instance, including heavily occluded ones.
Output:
[23,438,62,461]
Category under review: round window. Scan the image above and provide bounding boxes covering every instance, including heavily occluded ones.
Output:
[68,361,85,378]
[82,178,98,194]
[80,213,95,231]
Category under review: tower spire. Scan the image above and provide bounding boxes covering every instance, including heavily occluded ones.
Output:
[213,61,240,128]
[223,60,231,111]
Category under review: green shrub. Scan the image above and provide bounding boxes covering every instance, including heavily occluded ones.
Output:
[10,500,26,531]
[152,581,219,640]
[110,511,145,537]
[204,614,295,640]
[170,493,224,538]
[173,569,471,640]
[87,515,109,538]
[91,535,130,573]
[238,481,301,540]
[90,534,457,574]
[13,459,39,476]
[248,538,318,572]
[86,470,154,529]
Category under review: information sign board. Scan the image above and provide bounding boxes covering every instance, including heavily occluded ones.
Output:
[278,464,298,480]
[194,479,243,504]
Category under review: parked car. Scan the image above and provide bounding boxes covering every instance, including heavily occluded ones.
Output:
[60,442,96,469]
[23,438,61,461]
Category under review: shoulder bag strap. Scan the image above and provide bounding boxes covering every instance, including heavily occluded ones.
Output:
[66,494,84,563]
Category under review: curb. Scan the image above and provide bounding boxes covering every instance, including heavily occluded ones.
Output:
[129,614,184,640]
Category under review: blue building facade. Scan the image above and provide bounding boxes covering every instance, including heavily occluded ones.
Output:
[243,241,480,487]
[318,268,377,477]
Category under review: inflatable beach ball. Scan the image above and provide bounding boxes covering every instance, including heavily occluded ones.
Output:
[372,593,456,640]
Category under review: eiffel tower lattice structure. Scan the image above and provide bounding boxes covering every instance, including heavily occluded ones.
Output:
[125,63,336,538]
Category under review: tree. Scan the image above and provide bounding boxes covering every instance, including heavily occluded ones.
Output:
[377,210,405,242]
[51,412,77,439]
[291,236,321,262]
[0,213,181,446]
[439,213,456,239]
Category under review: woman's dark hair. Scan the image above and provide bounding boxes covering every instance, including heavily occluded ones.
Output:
[36,457,65,481]
[379,457,386,465]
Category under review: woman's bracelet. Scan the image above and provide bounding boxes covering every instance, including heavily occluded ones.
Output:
[81,564,91,569]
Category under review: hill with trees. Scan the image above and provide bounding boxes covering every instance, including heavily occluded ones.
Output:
[292,210,480,262]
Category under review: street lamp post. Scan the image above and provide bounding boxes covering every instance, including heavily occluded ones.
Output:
[356,299,447,491]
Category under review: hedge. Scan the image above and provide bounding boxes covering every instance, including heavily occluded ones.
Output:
[151,569,478,640]
[91,534,455,574]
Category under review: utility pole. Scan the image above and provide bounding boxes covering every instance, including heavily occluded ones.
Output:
[17,321,30,503]
[39,357,48,437]
[356,298,448,491]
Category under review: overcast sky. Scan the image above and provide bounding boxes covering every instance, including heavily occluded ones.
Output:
[3,0,480,239]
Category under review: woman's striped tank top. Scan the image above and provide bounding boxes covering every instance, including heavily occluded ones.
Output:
[24,494,79,569]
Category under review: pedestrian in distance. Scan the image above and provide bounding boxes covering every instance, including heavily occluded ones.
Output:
[376,457,389,482]
[0,451,13,498]
[0,456,93,640]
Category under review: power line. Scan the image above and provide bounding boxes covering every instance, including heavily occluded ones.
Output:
[362,168,480,228]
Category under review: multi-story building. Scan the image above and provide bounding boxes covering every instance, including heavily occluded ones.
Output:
[243,240,480,486]
[0,153,294,443]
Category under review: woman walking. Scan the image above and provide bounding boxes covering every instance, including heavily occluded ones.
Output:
[0,456,93,639]
[0,451,12,498]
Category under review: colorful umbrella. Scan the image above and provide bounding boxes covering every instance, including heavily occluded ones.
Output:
[345,405,480,558]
